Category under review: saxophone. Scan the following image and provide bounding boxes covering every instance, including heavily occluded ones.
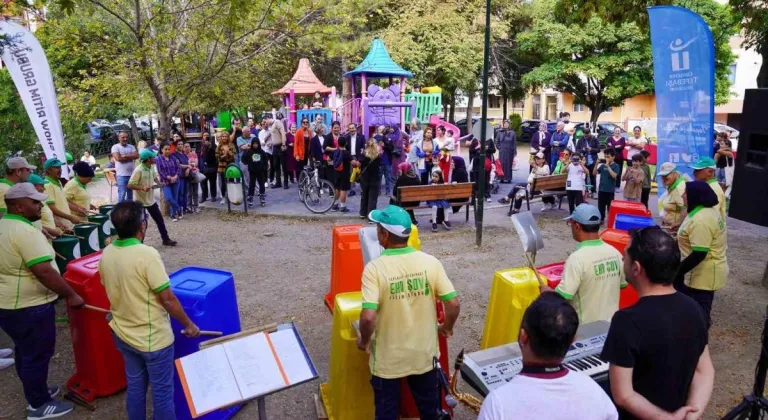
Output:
[449,349,483,413]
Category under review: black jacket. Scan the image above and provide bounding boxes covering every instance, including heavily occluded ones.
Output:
[576,135,600,163]
[359,155,381,187]
[323,134,350,160]
[343,133,366,160]
[394,173,422,206]
[201,145,218,174]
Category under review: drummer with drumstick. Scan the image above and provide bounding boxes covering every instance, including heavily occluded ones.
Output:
[43,158,83,232]
[63,162,99,218]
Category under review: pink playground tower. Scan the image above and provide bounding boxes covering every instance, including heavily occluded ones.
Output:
[272,58,337,126]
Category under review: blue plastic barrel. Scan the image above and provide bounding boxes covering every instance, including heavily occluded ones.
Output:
[614,214,656,231]
[170,267,242,420]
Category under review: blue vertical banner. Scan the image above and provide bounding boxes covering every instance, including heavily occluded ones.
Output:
[648,6,715,183]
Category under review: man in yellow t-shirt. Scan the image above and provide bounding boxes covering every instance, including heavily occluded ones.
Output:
[28,174,63,239]
[689,157,726,224]
[359,205,460,419]
[64,161,97,217]
[552,204,626,323]
[128,149,176,246]
[43,158,82,231]
[99,200,198,419]
[0,183,84,418]
[658,162,687,227]
[0,157,35,216]
[675,181,727,327]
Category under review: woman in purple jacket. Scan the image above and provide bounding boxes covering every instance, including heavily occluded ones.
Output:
[607,127,627,187]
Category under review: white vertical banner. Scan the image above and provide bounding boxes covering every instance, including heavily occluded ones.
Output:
[1,20,68,177]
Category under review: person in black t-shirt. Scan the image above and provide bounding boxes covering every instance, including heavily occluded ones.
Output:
[601,227,714,420]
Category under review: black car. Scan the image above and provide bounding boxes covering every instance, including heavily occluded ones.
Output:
[520,119,557,143]
[83,123,118,156]
[455,117,500,136]
[572,122,627,146]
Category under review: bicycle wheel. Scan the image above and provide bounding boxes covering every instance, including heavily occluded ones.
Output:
[304,179,336,214]
[297,170,309,203]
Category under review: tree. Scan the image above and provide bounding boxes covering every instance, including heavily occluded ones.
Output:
[730,0,768,87]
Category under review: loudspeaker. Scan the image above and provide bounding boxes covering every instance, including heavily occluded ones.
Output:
[730,88,768,227]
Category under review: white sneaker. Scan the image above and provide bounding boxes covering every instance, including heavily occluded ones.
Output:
[0,348,12,358]
[172,218,178,222]
[220,199,225,205]
[0,357,14,370]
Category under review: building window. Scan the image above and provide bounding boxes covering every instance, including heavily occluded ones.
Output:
[728,64,737,84]
[533,104,541,119]
[489,95,501,109]
[573,103,584,112]
[512,100,524,109]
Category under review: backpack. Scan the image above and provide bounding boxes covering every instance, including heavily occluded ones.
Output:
[332,149,344,172]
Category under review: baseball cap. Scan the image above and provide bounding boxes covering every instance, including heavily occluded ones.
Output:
[139,149,157,161]
[27,174,49,185]
[65,152,74,163]
[657,162,677,177]
[564,203,601,226]
[368,205,413,238]
[688,157,716,170]
[72,161,95,177]
[5,182,48,202]
[43,158,64,171]
[6,157,36,170]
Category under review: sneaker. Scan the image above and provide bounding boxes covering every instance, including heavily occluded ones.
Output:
[486,198,492,203]
[340,207,350,213]
[194,208,201,213]
[162,239,178,246]
[368,220,375,225]
[178,213,183,220]
[27,400,75,419]
[0,358,14,370]
[48,386,60,398]
[283,184,289,190]
[359,215,366,219]
[497,198,508,204]
[0,348,11,358]
[348,190,356,197]
[220,199,226,205]
[431,222,438,232]
[171,217,178,222]
[507,210,518,217]
[442,221,452,230]
[331,204,340,212]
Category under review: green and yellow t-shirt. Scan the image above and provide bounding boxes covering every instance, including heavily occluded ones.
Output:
[99,238,174,352]
[678,206,728,291]
[708,179,727,223]
[0,214,59,309]
[64,177,91,211]
[555,239,626,324]
[662,175,687,226]
[0,178,15,213]
[361,247,457,379]
[128,164,157,207]
[44,176,74,231]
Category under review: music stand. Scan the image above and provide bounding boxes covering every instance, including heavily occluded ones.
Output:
[510,212,546,286]
[722,305,768,420]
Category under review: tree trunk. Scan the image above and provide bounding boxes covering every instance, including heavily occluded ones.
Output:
[443,92,449,120]
[158,108,172,138]
[502,85,508,122]
[128,115,140,144]
[758,43,768,88]
[466,90,475,136]
[449,90,457,123]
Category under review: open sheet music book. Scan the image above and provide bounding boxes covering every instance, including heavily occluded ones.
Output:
[175,326,317,418]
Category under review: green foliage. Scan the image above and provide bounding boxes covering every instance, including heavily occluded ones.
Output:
[729,0,767,87]
[509,113,523,138]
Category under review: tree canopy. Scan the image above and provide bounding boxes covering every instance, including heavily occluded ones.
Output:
[730,0,768,87]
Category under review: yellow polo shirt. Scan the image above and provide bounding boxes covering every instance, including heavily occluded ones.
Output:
[0,214,59,309]
[44,176,74,231]
[662,175,687,226]
[707,179,727,223]
[555,239,627,324]
[0,178,15,213]
[99,238,174,352]
[128,164,157,207]
[361,246,457,379]
[64,177,91,211]
[678,206,728,291]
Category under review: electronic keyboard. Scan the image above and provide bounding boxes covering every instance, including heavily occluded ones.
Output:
[461,321,610,397]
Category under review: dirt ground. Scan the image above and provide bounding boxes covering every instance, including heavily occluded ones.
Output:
[1,205,767,420]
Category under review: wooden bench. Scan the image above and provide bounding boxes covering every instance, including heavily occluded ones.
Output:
[514,174,567,212]
[396,183,475,222]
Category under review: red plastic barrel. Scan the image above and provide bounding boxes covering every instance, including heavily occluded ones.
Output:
[606,200,651,230]
[64,251,126,402]
[325,225,365,312]
[537,262,565,289]
[599,229,639,309]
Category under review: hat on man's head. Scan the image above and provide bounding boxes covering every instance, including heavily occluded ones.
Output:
[72,161,95,178]
[368,205,413,238]
[6,157,36,170]
[656,162,677,177]
[27,174,49,185]
[5,182,48,202]
[688,157,716,170]
[43,158,63,171]
[65,152,74,163]
[564,204,601,226]
[139,149,157,161]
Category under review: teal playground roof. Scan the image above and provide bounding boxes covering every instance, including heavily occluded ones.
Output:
[345,39,413,79]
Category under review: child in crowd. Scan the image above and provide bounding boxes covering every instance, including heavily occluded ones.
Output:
[242,138,269,206]
[499,152,551,215]
[566,152,588,213]
[639,150,652,209]
[331,136,353,213]
[553,150,571,175]
[392,162,422,225]
[438,129,455,177]
[593,149,620,222]
[622,154,645,202]
[427,169,451,232]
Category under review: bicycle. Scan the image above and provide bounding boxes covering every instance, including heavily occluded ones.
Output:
[298,162,336,213]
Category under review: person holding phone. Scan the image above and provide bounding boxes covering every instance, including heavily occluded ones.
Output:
[566,153,588,213]
[593,149,620,223]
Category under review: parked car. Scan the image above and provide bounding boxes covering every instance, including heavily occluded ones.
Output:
[83,123,117,156]
[111,124,132,136]
[519,119,557,143]
[455,117,500,136]
[572,122,627,146]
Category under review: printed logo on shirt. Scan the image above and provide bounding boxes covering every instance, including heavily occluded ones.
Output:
[594,259,621,277]
[252,154,261,163]
[387,271,431,300]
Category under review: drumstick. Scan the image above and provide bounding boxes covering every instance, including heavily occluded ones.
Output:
[55,251,66,260]
[62,233,85,240]
[83,304,110,314]
[180,330,224,337]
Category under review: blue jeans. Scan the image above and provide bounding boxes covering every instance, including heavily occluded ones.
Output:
[112,334,176,420]
[380,163,393,194]
[0,303,56,408]
[371,369,440,420]
[177,179,188,210]
[163,183,182,218]
[118,176,134,202]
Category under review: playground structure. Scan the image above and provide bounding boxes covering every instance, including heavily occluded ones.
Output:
[341,39,460,147]
[272,58,337,127]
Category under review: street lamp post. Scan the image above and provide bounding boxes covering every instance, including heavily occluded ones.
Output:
[476,0,492,247]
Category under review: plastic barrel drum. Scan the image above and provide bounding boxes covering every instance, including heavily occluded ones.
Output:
[480,267,541,349]
[614,214,655,232]
[88,214,109,249]
[99,205,117,237]
[52,237,81,273]
[74,224,100,256]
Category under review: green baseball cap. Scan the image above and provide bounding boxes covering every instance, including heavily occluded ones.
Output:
[27,174,49,185]
[139,149,157,161]
[43,158,64,171]
[368,205,413,238]
[65,152,74,163]
[688,156,716,170]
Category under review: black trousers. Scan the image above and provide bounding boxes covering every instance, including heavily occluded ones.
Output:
[674,276,715,329]
[200,171,217,201]
[145,203,170,241]
[219,172,228,198]
[614,157,625,183]
[271,151,288,186]
[296,159,307,179]
[421,161,434,185]
[641,187,651,210]
[597,191,615,221]
[586,163,596,193]
[567,190,583,213]
[360,182,380,217]
[248,170,267,197]
[266,153,274,182]
[371,369,440,420]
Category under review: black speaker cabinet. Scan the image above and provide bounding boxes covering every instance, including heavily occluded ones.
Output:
[730,88,768,227]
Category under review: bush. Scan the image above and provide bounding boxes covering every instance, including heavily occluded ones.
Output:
[509,113,523,139]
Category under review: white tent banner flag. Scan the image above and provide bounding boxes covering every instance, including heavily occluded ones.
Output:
[0,20,68,177]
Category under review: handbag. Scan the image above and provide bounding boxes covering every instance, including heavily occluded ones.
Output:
[194,171,206,183]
